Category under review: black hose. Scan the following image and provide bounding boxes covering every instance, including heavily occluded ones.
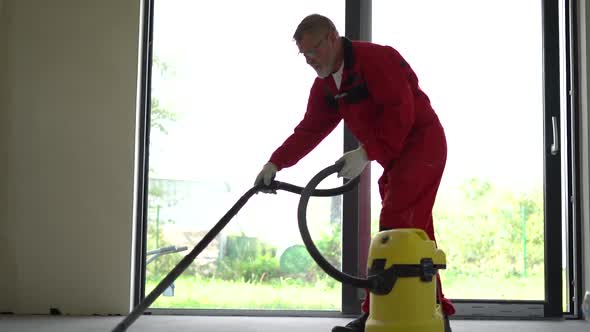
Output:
[112,166,362,332]
[297,163,377,290]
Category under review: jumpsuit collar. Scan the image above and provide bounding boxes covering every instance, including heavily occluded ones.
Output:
[341,37,355,70]
[321,37,359,105]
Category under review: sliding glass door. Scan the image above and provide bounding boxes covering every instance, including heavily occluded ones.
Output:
[137,0,569,318]
[142,0,346,312]
[371,0,563,317]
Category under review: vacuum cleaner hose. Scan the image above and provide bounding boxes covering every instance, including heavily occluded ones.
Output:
[297,162,378,290]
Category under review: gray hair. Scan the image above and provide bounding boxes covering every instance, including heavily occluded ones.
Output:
[293,14,338,41]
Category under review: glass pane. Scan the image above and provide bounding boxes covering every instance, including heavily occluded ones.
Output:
[372,0,545,300]
[146,1,345,310]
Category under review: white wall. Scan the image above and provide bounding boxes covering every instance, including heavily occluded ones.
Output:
[0,0,142,314]
[578,0,590,306]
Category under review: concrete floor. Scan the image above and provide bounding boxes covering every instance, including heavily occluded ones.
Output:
[0,315,589,332]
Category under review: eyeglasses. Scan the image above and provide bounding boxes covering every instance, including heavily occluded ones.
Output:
[298,35,328,58]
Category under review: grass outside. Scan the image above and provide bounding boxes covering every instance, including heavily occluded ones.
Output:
[442,273,544,300]
[147,276,341,310]
[147,274,546,310]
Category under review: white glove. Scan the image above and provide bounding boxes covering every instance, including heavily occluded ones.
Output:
[254,162,278,192]
[336,146,369,179]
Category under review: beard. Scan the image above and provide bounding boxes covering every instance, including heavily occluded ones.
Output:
[313,57,334,78]
[315,64,332,78]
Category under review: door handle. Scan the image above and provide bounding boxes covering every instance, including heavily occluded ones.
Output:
[551,116,559,156]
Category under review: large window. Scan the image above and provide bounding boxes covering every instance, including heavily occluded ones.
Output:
[138,0,571,318]
[372,0,545,301]
[145,1,345,311]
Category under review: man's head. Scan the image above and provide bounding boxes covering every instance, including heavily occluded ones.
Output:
[293,14,342,78]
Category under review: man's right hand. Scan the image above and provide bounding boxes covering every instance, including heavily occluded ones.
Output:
[254,162,278,193]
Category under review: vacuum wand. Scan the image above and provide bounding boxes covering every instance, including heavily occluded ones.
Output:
[112,185,260,332]
[112,163,360,332]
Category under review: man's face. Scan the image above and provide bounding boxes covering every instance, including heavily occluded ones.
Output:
[297,31,335,78]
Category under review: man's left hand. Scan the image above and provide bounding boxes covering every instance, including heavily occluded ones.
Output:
[336,146,369,179]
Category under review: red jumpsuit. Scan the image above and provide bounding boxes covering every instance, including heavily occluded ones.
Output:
[269,38,455,316]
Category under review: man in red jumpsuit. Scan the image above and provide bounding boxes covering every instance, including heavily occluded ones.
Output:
[254,14,455,332]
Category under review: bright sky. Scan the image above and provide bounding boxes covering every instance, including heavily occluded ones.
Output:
[147,0,548,246]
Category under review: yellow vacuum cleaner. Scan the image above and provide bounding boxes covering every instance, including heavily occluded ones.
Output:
[297,163,448,332]
[365,229,446,332]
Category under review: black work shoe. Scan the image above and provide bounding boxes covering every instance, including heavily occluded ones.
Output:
[444,315,452,332]
[332,312,368,332]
